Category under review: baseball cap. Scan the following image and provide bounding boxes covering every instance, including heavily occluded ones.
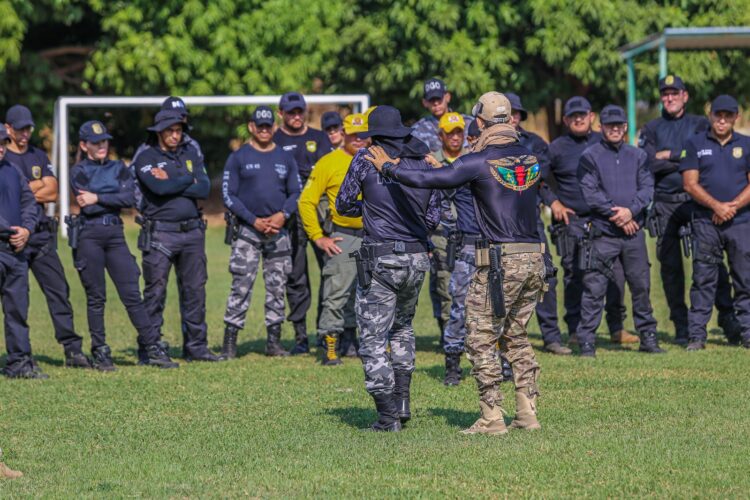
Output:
[423,78,447,100]
[79,120,113,143]
[162,96,188,115]
[599,105,627,125]
[5,105,35,129]
[343,113,367,135]
[438,112,465,133]
[711,95,739,114]
[321,111,343,130]
[505,93,528,121]
[148,110,187,132]
[658,75,686,92]
[467,119,480,138]
[472,92,511,124]
[279,92,307,112]
[563,97,592,117]
[0,125,9,143]
[252,105,275,126]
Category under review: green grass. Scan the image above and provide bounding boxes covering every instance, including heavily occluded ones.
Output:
[1,222,749,498]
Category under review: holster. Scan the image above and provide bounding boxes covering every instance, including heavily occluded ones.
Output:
[322,215,334,237]
[445,230,461,272]
[135,215,153,253]
[488,247,506,318]
[475,238,490,267]
[678,222,693,259]
[646,205,662,238]
[578,224,615,281]
[549,221,576,259]
[543,252,557,292]
[350,246,374,289]
[224,212,239,245]
[63,215,81,250]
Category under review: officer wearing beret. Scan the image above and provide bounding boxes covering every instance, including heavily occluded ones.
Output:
[134,110,222,362]
[639,76,740,345]
[221,106,301,358]
[4,105,89,368]
[576,105,664,357]
[70,121,178,370]
[0,125,46,378]
[680,95,750,350]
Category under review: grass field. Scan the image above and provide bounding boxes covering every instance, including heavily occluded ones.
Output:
[1,222,749,497]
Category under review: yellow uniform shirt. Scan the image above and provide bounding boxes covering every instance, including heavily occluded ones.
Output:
[298,149,363,241]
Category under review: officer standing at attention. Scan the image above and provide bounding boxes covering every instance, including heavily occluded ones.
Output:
[4,105,90,368]
[576,105,664,357]
[680,95,750,350]
[221,106,301,358]
[0,125,45,379]
[507,92,569,355]
[542,97,635,347]
[299,113,369,365]
[134,110,222,362]
[69,121,178,370]
[321,111,345,149]
[337,105,439,432]
[273,92,334,355]
[639,76,740,345]
[372,92,548,436]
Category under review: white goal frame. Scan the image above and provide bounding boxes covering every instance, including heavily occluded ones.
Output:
[52,94,371,236]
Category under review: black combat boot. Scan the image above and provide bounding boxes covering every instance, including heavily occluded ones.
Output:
[64,348,92,369]
[265,324,290,357]
[339,327,359,357]
[289,321,309,355]
[686,338,706,351]
[184,351,223,362]
[443,352,462,386]
[141,344,179,369]
[718,313,742,345]
[393,370,412,423]
[370,392,402,432]
[499,354,514,382]
[639,332,666,354]
[579,342,596,357]
[222,325,239,359]
[2,356,49,379]
[674,325,689,346]
[321,334,342,366]
[92,345,116,372]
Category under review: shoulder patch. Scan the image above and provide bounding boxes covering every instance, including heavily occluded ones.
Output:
[488,155,540,192]
[31,165,42,179]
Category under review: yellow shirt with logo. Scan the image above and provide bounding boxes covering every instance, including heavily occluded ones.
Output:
[299,149,363,241]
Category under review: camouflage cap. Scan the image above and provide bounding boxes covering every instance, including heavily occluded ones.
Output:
[472,92,511,124]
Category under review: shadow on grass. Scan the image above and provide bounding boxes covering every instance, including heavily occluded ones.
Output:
[326,406,375,429]
[415,334,442,353]
[416,364,445,382]
[428,407,487,428]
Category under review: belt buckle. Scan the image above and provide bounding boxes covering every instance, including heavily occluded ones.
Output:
[394,241,405,253]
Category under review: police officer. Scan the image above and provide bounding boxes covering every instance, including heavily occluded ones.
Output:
[69,121,178,370]
[273,92,334,355]
[507,93,569,355]
[680,95,750,350]
[372,92,548,435]
[577,105,664,357]
[640,76,740,345]
[134,110,222,362]
[299,113,369,365]
[0,125,46,379]
[4,105,89,368]
[337,105,439,432]
[543,97,635,346]
[221,106,300,358]
[321,111,345,149]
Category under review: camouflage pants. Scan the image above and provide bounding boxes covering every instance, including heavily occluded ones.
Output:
[465,252,545,408]
[224,226,292,329]
[318,230,361,335]
[429,231,452,323]
[357,251,430,396]
[443,243,476,354]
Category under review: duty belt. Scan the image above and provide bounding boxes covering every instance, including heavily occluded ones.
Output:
[82,214,122,226]
[366,241,429,257]
[461,233,481,246]
[332,223,364,238]
[35,218,57,233]
[490,242,545,255]
[0,239,13,253]
[152,218,204,232]
[654,192,692,203]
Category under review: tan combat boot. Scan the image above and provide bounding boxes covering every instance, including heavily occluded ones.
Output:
[510,391,541,430]
[0,462,23,479]
[461,400,508,435]
[611,329,639,344]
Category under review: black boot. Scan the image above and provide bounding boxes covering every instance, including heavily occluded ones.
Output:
[266,324,290,357]
[437,318,445,350]
[718,313,742,345]
[222,325,239,359]
[443,352,462,386]
[579,342,596,357]
[499,354,514,382]
[64,348,92,369]
[92,345,116,372]
[339,327,359,357]
[639,332,666,354]
[370,392,401,432]
[2,356,49,379]
[674,325,689,346]
[141,344,179,369]
[289,321,309,355]
[393,371,412,423]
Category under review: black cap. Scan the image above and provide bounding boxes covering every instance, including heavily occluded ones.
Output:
[357,105,412,139]
[599,105,627,125]
[321,111,343,130]
[79,120,113,142]
[5,105,35,129]
[658,75,686,92]
[0,125,9,143]
[563,97,592,117]
[251,105,275,126]
[711,94,739,114]
[505,92,528,121]
[147,110,186,132]
[423,78,447,100]
[279,92,306,112]
[162,96,188,116]
[467,119,480,138]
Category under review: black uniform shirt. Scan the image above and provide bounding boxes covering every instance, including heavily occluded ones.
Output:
[0,159,38,232]
[6,145,54,224]
[273,127,333,182]
[543,131,602,214]
[70,159,135,218]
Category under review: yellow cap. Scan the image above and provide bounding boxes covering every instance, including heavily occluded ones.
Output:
[343,113,368,134]
[439,112,465,133]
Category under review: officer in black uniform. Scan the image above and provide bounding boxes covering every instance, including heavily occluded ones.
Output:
[577,105,664,357]
[4,105,89,368]
[321,111,344,149]
[69,120,178,370]
[134,110,222,362]
[0,125,46,379]
[639,75,740,345]
[680,95,750,350]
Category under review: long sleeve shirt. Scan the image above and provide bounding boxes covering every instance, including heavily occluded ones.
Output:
[70,159,135,217]
[0,159,38,234]
[222,144,301,227]
[541,131,602,214]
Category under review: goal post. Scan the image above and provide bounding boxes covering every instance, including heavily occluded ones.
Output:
[52,94,371,237]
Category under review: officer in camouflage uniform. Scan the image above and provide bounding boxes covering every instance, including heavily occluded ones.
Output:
[337,106,440,432]
[221,106,300,358]
[374,92,547,435]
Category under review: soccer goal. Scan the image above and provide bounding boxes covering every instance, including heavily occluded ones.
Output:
[51,94,371,236]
